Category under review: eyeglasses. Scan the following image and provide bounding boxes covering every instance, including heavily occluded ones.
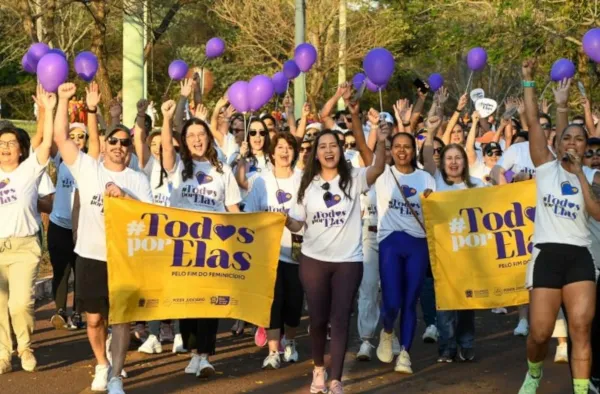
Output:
[433,148,442,154]
[232,128,244,134]
[69,134,86,141]
[306,132,317,138]
[300,146,311,153]
[344,142,356,149]
[107,137,132,147]
[585,148,600,158]
[0,140,18,148]
[249,130,267,137]
[485,150,502,157]
[540,123,551,130]
[321,182,333,202]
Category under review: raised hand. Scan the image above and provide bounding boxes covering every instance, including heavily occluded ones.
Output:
[540,97,550,114]
[471,110,481,124]
[161,100,176,119]
[283,93,293,110]
[435,86,449,106]
[522,59,536,80]
[136,98,150,114]
[339,82,352,101]
[580,96,591,111]
[39,86,57,110]
[180,78,193,97]
[517,98,525,115]
[224,104,235,119]
[195,103,208,121]
[426,115,441,131]
[109,99,122,119]
[240,141,249,158]
[32,84,44,109]
[552,78,571,106]
[347,99,360,115]
[58,83,77,101]
[457,93,468,111]
[301,102,310,118]
[86,81,101,110]
[367,108,380,126]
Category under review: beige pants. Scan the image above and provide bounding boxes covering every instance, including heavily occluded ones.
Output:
[0,236,41,359]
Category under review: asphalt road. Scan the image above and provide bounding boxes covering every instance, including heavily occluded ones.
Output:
[0,299,573,394]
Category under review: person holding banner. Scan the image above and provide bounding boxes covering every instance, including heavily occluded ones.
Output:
[53,82,153,394]
[518,61,600,394]
[0,86,55,375]
[235,117,272,199]
[164,115,242,378]
[244,132,303,370]
[286,109,388,394]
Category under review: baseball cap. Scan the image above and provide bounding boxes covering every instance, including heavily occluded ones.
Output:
[476,131,496,144]
[380,112,394,124]
[483,141,502,155]
[306,122,322,132]
[69,123,88,135]
[105,124,132,140]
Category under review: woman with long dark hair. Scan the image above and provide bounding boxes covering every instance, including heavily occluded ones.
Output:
[285,108,387,394]
[163,101,241,378]
[235,117,272,197]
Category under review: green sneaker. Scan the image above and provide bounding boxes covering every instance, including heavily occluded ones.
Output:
[518,372,541,394]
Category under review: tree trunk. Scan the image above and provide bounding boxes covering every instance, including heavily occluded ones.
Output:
[18,0,37,43]
[143,0,190,61]
[43,0,57,47]
[89,0,113,122]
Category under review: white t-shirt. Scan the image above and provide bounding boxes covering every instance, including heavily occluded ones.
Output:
[360,187,377,227]
[470,158,493,184]
[216,133,240,166]
[289,167,370,262]
[244,170,303,264]
[345,150,362,168]
[589,219,600,270]
[170,160,242,212]
[142,155,177,207]
[67,151,153,261]
[376,166,436,241]
[50,154,77,229]
[36,171,56,226]
[497,141,535,178]
[434,171,486,192]
[533,160,596,247]
[237,155,271,203]
[0,154,48,238]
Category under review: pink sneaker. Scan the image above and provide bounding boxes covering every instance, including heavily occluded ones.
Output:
[254,327,268,348]
[310,367,328,394]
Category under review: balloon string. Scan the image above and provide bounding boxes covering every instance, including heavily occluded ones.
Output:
[378,88,383,113]
[464,71,474,95]
[303,73,307,104]
[199,68,205,105]
[539,81,551,102]
[163,79,173,100]
[275,95,280,112]
[244,112,248,141]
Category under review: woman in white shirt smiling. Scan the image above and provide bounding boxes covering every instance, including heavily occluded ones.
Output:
[0,87,55,375]
[286,108,387,394]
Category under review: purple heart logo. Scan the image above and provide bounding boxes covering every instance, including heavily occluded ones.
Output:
[525,207,536,222]
[325,194,342,208]
[276,189,292,204]
[214,225,236,241]
[195,171,213,185]
[3,189,10,195]
[0,178,9,189]
[401,185,417,198]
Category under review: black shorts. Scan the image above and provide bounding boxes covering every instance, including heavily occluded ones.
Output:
[526,243,595,289]
[269,262,304,330]
[75,256,109,319]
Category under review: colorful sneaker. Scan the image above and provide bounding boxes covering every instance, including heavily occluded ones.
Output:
[394,348,412,374]
[376,329,394,363]
[514,319,529,337]
[262,351,281,370]
[138,335,162,354]
[554,343,568,363]
[196,355,215,378]
[422,325,439,343]
[254,327,268,347]
[518,372,541,394]
[91,364,110,391]
[310,367,328,394]
[283,339,298,363]
[356,340,374,361]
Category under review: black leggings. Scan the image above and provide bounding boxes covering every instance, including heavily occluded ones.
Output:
[269,262,304,330]
[47,221,77,312]
[180,318,219,355]
[299,254,363,381]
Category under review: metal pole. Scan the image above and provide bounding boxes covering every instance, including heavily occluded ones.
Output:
[143,0,148,99]
[337,0,347,111]
[122,0,145,125]
[294,0,305,120]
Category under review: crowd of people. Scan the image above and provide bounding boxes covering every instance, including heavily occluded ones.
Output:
[1,59,600,394]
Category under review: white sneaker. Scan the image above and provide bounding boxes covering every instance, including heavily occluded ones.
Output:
[185,354,201,374]
[394,348,413,374]
[159,323,174,343]
[422,325,439,343]
[491,308,508,314]
[356,340,374,361]
[91,364,110,391]
[172,333,186,353]
[376,329,394,363]
[196,356,215,378]
[514,319,529,336]
[283,340,298,363]
[107,376,125,394]
[138,335,162,354]
[262,351,281,370]
[19,349,36,372]
[392,334,401,356]
[554,343,568,363]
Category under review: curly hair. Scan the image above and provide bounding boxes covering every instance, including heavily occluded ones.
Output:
[297,130,352,204]
[180,118,223,182]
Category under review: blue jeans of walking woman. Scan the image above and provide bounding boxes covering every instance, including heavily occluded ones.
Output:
[437,310,475,357]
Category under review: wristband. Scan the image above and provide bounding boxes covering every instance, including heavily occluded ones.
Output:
[86,106,97,114]
[522,80,536,88]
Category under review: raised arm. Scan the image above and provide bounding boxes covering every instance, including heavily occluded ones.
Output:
[108,98,122,128]
[409,88,428,131]
[160,100,177,172]
[553,78,570,137]
[365,109,387,186]
[85,82,101,159]
[53,83,79,166]
[393,99,413,135]
[133,98,151,168]
[174,79,192,135]
[572,160,600,220]
[422,115,442,176]
[466,111,480,166]
[234,142,250,190]
[581,96,595,137]
[522,59,554,166]
[35,86,56,165]
[320,83,350,129]
[30,84,45,150]
[443,93,468,145]
[283,94,297,135]
[293,103,310,141]
[210,96,229,145]
[348,100,372,165]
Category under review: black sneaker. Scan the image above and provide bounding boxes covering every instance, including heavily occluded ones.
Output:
[68,313,85,330]
[51,309,68,330]
[459,347,475,361]
[437,351,455,363]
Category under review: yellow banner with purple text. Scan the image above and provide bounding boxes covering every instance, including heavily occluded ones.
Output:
[422,181,536,310]
[104,197,284,326]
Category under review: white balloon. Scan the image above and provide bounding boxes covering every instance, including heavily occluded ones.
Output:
[470,88,485,103]
[475,98,498,118]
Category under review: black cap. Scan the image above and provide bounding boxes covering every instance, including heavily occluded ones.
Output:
[483,141,503,155]
[105,124,132,139]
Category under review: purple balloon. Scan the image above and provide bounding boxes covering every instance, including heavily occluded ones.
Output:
[37,53,69,92]
[168,60,188,81]
[283,60,301,80]
[352,73,366,91]
[48,48,66,59]
[272,72,288,95]
[550,58,575,82]
[206,37,226,59]
[428,73,444,92]
[363,47,395,86]
[74,51,99,82]
[467,47,488,71]
[366,78,386,93]
[28,43,50,67]
[294,43,317,73]
[505,170,514,183]
[583,28,600,63]
[248,75,275,112]
[227,81,250,113]
[21,53,35,74]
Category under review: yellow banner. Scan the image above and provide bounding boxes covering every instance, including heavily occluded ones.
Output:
[422,181,536,310]
[104,197,285,326]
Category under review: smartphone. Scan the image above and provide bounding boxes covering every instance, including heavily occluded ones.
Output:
[413,78,430,94]
[352,80,366,102]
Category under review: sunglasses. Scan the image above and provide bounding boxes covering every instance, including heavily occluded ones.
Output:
[232,128,244,133]
[433,148,442,154]
[345,142,356,149]
[69,134,86,141]
[585,148,600,158]
[300,146,311,153]
[107,137,132,147]
[541,123,551,130]
[485,150,502,157]
[249,130,267,137]
[322,182,332,202]
[306,132,318,138]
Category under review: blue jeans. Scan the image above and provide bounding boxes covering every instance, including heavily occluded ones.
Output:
[437,310,475,356]
[420,277,436,327]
